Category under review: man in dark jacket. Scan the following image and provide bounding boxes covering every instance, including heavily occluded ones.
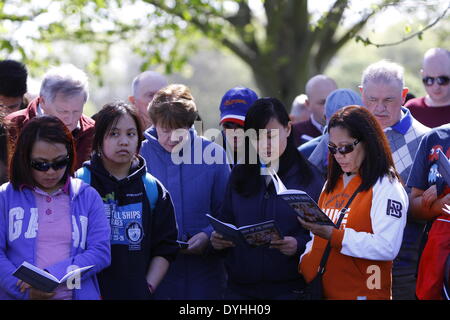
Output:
[5,64,94,170]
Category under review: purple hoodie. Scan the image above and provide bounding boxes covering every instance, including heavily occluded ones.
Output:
[0,177,111,300]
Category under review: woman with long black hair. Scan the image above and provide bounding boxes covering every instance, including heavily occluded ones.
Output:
[211,97,324,300]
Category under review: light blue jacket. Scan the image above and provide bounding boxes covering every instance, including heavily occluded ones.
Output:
[0,178,111,300]
[140,127,230,299]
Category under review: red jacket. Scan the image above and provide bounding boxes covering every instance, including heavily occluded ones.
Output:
[5,97,95,170]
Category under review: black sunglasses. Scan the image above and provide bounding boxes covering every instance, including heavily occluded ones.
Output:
[328,139,360,155]
[422,76,450,87]
[31,156,70,172]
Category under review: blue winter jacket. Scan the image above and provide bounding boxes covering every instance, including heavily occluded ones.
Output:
[0,178,111,300]
[217,158,324,299]
[140,127,230,299]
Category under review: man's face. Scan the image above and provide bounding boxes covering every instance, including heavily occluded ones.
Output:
[130,76,167,129]
[361,80,407,129]
[41,92,85,132]
[422,56,450,105]
[222,121,245,152]
[0,95,23,115]
[306,81,337,126]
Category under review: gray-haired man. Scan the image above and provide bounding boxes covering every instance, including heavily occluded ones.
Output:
[128,70,168,130]
[6,64,94,169]
[360,60,430,299]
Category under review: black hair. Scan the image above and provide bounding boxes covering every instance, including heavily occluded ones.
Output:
[92,101,144,154]
[0,60,28,97]
[9,115,76,189]
[325,105,400,193]
[230,97,314,197]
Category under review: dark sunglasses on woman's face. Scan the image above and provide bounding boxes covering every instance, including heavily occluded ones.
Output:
[328,139,360,155]
[422,76,450,87]
[31,156,70,172]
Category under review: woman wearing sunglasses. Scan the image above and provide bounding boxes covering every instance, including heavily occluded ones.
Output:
[0,115,111,300]
[299,106,408,300]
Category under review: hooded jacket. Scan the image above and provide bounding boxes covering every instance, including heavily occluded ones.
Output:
[5,97,95,170]
[140,127,230,299]
[217,156,324,299]
[0,178,111,300]
[80,154,179,300]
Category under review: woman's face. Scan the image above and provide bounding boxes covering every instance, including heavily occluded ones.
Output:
[101,113,139,166]
[328,126,365,174]
[31,140,69,193]
[251,117,291,164]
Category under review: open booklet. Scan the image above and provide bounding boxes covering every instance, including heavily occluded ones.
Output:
[268,168,336,227]
[437,148,450,185]
[206,214,283,247]
[13,261,94,293]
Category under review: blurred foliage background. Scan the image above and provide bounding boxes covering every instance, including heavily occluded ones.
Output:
[1,0,449,130]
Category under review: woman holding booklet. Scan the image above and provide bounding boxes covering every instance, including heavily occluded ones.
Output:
[0,116,111,300]
[298,106,408,300]
[210,97,324,300]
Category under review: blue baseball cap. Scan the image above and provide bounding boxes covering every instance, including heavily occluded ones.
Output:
[219,87,258,126]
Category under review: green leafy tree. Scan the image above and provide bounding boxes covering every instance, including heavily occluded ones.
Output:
[1,0,448,109]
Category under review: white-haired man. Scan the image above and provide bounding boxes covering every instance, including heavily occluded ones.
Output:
[6,64,94,169]
[405,48,450,128]
[129,70,168,130]
[360,60,430,300]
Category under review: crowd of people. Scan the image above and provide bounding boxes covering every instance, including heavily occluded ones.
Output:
[0,46,448,300]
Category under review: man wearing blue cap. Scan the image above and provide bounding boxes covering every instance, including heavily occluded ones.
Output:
[219,87,258,168]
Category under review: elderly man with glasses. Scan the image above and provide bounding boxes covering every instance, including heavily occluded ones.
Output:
[360,60,430,300]
[405,48,450,128]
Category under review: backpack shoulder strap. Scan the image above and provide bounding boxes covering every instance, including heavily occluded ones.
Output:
[142,172,158,211]
[75,166,91,185]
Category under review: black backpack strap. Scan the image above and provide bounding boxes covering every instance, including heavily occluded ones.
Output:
[317,185,361,275]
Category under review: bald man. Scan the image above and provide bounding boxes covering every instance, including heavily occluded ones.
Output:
[405,48,450,128]
[292,75,337,147]
[129,70,168,130]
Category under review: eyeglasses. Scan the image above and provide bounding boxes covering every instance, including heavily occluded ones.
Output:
[31,156,70,172]
[328,139,360,155]
[422,76,450,87]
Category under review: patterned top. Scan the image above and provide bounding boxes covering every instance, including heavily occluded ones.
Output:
[383,108,430,191]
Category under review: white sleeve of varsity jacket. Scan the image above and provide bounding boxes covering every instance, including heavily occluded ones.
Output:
[340,176,408,261]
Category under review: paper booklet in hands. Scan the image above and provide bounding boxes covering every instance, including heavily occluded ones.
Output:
[268,168,336,227]
[13,261,94,293]
[206,214,283,248]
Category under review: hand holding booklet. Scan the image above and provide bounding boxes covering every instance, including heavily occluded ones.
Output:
[206,214,283,247]
[13,261,94,293]
[268,168,336,227]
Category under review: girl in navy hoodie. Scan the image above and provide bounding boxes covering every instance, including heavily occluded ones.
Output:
[211,97,325,300]
[76,101,178,300]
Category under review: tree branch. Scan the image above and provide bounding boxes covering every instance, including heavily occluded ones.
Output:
[365,2,450,47]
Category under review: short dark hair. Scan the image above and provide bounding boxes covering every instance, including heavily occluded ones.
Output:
[0,60,28,97]
[325,105,399,193]
[92,101,143,154]
[149,84,198,129]
[9,115,76,189]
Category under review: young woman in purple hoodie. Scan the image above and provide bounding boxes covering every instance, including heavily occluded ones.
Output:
[0,115,111,300]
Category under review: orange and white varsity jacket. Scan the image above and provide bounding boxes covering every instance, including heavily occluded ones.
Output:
[299,173,408,300]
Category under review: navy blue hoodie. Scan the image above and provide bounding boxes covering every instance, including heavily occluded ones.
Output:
[218,154,324,299]
[79,154,179,300]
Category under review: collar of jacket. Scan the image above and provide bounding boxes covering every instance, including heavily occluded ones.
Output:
[388,107,413,135]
